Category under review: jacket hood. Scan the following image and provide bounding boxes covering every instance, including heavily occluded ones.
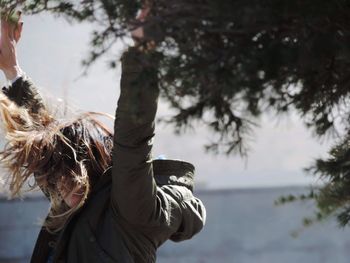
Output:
[153,159,195,192]
[92,159,196,194]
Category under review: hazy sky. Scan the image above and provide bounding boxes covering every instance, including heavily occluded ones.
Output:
[1,13,334,190]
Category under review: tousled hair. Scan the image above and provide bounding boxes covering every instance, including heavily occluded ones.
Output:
[0,92,113,232]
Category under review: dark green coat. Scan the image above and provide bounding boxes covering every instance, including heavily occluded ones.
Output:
[3,48,206,262]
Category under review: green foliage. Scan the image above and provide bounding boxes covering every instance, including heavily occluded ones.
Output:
[2,0,350,226]
[277,132,350,227]
[305,132,350,226]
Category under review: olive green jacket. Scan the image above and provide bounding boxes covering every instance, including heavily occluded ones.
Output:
[2,48,206,263]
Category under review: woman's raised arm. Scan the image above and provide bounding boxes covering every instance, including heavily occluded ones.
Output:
[111,45,160,224]
[111,44,206,245]
[0,14,50,199]
[0,12,45,114]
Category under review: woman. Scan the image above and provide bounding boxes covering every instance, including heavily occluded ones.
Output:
[0,9,206,263]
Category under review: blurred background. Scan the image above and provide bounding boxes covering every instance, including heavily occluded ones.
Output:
[0,13,348,263]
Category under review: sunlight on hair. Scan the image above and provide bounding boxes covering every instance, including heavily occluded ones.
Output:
[0,90,114,232]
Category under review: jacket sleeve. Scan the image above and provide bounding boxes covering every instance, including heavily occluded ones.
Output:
[152,185,206,244]
[111,47,159,225]
[2,76,45,114]
[111,47,206,243]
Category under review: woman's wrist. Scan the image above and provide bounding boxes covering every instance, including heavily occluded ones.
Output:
[3,65,23,81]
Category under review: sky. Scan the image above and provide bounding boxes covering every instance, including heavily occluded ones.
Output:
[0,13,335,190]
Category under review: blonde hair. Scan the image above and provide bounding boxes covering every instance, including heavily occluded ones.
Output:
[0,92,113,232]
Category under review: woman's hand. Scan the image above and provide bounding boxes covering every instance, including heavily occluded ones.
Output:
[130,3,156,51]
[131,6,151,41]
[0,10,23,80]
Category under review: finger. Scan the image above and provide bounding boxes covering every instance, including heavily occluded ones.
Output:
[1,20,17,49]
[1,19,12,47]
[137,7,150,21]
[17,10,22,20]
[14,21,23,43]
[8,22,15,41]
[2,10,21,41]
[15,10,23,31]
[1,18,9,38]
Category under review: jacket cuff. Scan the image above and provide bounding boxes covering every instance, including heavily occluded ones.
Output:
[9,71,25,85]
[2,76,44,113]
[121,46,160,72]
